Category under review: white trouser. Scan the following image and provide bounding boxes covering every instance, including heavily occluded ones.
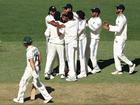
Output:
[90,38,100,70]
[79,37,87,75]
[113,38,133,71]
[16,67,51,100]
[65,40,77,79]
[44,42,65,75]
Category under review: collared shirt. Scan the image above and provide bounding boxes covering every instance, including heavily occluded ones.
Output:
[64,19,78,44]
[109,14,127,40]
[26,45,40,68]
[88,17,102,39]
[46,21,64,44]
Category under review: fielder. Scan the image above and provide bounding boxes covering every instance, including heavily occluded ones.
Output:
[59,11,78,81]
[103,4,135,74]
[13,36,52,103]
[88,7,102,74]
[44,11,65,79]
[76,10,87,78]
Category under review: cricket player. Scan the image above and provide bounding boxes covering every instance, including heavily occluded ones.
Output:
[103,4,135,74]
[62,3,78,73]
[88,7,102,74]
[76,10,87,78]
[44,11,65,79]
[62,3,78,20]
[59,11,78,81]
[13,36,52,103]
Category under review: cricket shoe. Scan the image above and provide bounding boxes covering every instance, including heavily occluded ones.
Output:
[77,73,87,78]
[129,64,136,74]
[60,74,65,79]
[111,71,123,75]
[91,69,101,74]
[45,74,54,80]
[44,96,53,103]
[66,76,77,82]
[13,98,24,103]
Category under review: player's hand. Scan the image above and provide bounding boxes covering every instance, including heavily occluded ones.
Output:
[102,21,109,30]
[32,70,39,79]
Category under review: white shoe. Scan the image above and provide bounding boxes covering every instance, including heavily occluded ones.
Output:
[45,74,54,80]
[111,71,123,75]
[77,73,87,78]
[129,64,136,74]
[13,98,24,103]
[91,69,101,74]
[60,74,65,79]
[66,77,77,82]
[44,96,52,103]
[87,66,92,73]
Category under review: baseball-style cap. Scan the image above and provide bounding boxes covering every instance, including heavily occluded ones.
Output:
[116,4,125,10]
[91,7,101,14]
[23,36,32,44]
[63,3,73,9]
[49,6,56,12]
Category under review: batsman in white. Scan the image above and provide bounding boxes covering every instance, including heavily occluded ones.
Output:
[76,10,87,78]
[103,4,135,75]
[59,11,79,81]
[88,7,102,74]
[44,11,65,80]
[13,36,52,103]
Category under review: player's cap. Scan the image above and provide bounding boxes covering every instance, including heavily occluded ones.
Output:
[23,36,32,44]
[49,6,56,12]
[116,4,125,10]
[76,10,85,19]
[63,3,73,9]
[91,7,101,14]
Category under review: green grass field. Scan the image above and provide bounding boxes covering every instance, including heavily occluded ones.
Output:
[0,0,140,105]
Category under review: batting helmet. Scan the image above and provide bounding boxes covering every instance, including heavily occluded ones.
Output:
[23,36,32,45]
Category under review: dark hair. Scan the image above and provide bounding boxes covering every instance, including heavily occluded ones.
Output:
[54,11,61,21]
[48,6,56,14]
[67,11,73,20]
[76,10,85,20]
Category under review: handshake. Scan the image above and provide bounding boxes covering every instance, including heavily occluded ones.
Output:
[102,21,110,30]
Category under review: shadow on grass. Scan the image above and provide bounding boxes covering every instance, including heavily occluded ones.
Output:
[24,86,55,102]
[88,58,114,70]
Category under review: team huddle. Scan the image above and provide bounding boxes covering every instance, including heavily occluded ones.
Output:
[13,3,136,104]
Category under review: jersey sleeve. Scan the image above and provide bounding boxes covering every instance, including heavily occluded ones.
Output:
[109,17,126,33]
[78,20,86,35]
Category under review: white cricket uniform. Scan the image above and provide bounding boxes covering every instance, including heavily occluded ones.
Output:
[78,19,87,75]
[88,17,102,70]
[16,45,52,101]
[44,15,55,47]
[44,21,65,75]
[63,19,78,79]
[109,14,133,71]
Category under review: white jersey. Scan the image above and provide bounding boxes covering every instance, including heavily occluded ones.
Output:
[78,19,87,40]
[73,12,78,20]
[26,45,40,69]
[88,17,102,39]
[44,15,55,37]
[46,21,64,44]
[64,19,78,44]
[109,14,127,40]
[45,14,54,28]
